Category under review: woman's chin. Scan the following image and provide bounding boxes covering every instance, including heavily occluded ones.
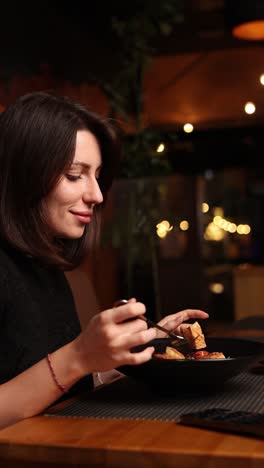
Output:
[58,227,86,239]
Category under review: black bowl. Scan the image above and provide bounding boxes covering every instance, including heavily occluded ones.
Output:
[118,337,264,390]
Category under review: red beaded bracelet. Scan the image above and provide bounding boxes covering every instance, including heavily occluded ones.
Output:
[46,353,68,394]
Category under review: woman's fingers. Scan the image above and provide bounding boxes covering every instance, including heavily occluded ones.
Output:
[125,346,155,365]
[90,304,155,353]
[158,309,208,330]
[78,300,156,372]
[118,317,148,335]
[127,297,137,303]
[154,309,209,338]
[107,301,147,324]
[159,308,209,324]
[113,346,155,367]
[111,326,156,352]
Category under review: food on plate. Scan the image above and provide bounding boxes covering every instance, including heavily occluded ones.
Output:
[154,322,226,360]
[166,346,186,359]
[181,321,207,350]
[207,352,226,359]
[154,347,185,360]
[191,350,210,359]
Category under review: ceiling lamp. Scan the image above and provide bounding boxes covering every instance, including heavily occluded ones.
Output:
[227,0,264,40]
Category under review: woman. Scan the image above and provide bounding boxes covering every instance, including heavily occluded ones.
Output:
[0,92,208,429]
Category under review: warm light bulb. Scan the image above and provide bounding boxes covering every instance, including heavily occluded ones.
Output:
[183,123,194,133]
[228,223,237,233]
[156,143,165,153]
[202,202,209,213]
[242,224,251,235]
[179,220,189,231]
[209,283,224,294]
[260,74,264,86]
[244,102,256,115]
[204,222,225,241]
[213,215,222,225]
[158,220,170,229]
[233,21,264,41]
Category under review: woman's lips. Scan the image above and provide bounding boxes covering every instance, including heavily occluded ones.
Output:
[70,211,92,224]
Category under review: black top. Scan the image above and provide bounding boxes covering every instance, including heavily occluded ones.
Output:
[0,242,93,396]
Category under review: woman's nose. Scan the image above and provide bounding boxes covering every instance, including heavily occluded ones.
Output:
[83,178,103,205]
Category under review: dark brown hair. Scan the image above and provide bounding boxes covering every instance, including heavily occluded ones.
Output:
[0,92,120,269]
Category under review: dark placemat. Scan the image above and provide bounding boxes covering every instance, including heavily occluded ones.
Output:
[45,369,264,421]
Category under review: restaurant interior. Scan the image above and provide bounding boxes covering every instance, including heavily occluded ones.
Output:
[1,0,264,333]
[1,2,264,465]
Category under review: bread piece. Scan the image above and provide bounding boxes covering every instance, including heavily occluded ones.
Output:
[208,352,226,359]
[154,353,169,360]
[182,321,207,350]
[165,346,186,359]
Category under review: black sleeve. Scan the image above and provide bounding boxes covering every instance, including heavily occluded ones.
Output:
[0,267,11,383]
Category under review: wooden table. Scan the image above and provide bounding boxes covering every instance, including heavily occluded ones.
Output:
[0,330,263,468]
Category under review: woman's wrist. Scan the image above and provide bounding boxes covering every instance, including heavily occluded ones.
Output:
[46,353,69,393]
[49,340,90,391]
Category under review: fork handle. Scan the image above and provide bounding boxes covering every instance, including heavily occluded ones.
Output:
[139,316,184,340]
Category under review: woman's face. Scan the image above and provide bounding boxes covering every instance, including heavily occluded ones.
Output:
[44,130,103,239]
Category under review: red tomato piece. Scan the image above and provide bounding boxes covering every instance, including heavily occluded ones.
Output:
[192,350,209,359]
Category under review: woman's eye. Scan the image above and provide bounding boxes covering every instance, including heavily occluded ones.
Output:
[66,174,81,181]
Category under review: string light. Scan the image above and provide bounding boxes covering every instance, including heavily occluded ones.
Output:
[244,102,256,114]
[209,283,224,294]
[179,220,189,231]
[156,220,173,239]
[202,203,209,213]
[183,123,194,133]
[212,216,251,236]
[204,222,225,241]
[156,143,165,153]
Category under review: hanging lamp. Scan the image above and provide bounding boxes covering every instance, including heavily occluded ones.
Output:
[227,0,264,40]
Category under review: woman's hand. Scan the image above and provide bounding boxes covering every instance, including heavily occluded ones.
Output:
[156,309,209,338]
[73,301,156,374]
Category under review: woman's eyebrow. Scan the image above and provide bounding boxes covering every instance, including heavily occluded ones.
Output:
[71,161,102,171]
[71,161,90,169]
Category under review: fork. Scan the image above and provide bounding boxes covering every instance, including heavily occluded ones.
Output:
[113,299,189,346]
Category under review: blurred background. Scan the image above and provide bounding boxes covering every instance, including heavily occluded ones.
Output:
[1,0,264,330]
